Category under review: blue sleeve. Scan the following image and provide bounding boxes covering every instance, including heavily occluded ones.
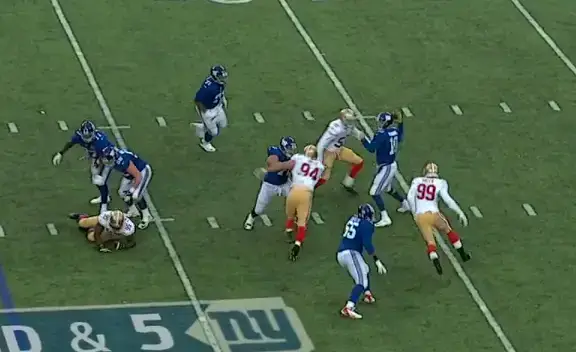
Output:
[116,157,130,173]
[194,86,209,104]
[361,132,385,153]
[70,133,82,145]
[361,221,376,255]
[397,123,404,142]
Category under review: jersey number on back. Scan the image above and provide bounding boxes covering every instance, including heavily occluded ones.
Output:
[299,162,320,180]
[416,184,436,200]
[343,219,360,239]
[389,136,399,155]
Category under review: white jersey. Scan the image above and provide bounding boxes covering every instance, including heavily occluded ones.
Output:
[290,154,325,191]
[97,211,135,236]
[316,119,355,158]
[407,177,463,215]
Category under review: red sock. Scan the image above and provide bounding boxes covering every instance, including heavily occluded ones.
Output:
[315,178,326,189]
[427,243,437,255]
[285,218,294,230]
[447,231,460,244]
[295,226,307,243]
[348,161,364,179]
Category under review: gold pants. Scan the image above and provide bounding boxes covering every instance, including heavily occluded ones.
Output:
[414,212,452,244]
[322,147,363,180]
[285,187,313,227]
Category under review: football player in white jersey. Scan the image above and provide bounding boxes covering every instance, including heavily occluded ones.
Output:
[285,145,325,261]
[315,108,365,193]
[69,210,136,253]
[407,162,471,274]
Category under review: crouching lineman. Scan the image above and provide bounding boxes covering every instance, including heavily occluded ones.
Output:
[315,108,365,193]
[407,162,471,275]
[101,146,153,229]
[244,136,297,230]
[337,204,387,319]
[286,145,324,261]
[69,210,136,253]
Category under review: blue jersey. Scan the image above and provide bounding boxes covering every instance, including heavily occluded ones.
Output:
[263,146,290,186]
[337,216,376,255]
[70,130,113,159]
[113,149,148,179]
[361,124,404,166]
[195,77,225,110]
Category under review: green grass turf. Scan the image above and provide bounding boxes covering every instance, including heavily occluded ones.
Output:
[1,0,575,350]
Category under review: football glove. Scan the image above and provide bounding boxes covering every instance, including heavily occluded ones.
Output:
[352,127,365,140]
[52,153,63,166]
[458,213,469,227]
[373,256,387,275]
[392,110,403,124]
[222,96,228,109]
[97,244,112,253]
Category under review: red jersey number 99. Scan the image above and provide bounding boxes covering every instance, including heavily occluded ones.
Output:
[416,184,436,201]
[299,162,321,181]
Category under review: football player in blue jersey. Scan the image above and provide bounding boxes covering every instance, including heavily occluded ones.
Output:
[244,137,297,230]
[101,146,153,229]
[361,111,410,227]
[337,203,387,320]
[52,120,114,213]
[192,65,228,153]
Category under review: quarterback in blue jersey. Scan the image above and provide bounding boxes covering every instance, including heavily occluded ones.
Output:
[337,204,387,320]
[361,111,410,227]
[101,146,153,229]
[52,120,114,213]
[244,137,297,230]
[192,65,228,153]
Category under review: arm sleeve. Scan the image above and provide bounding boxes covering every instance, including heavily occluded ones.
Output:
[70,133,81,145]
[316,126,338,163]
[397,123,405,142]
[361,222,376,255]
[439,182,463,215]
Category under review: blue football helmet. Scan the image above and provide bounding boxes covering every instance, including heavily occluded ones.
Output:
[279,136,297,157]
[357,203,376,222]
[210,65,228,84]
[79,120,96,142]
[377,112,394,130]
[101,146,118,165]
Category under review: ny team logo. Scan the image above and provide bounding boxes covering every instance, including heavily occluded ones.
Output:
[188,297,314,352]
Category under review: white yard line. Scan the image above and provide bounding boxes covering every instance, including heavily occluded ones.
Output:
[7,123,18,133]
[46,223,58,236]
[499,102,512,113]
[548,100,561,111]
[156,116,167,127]
[470,206,484,218]
[303,110,315,121]
[310,212,324,225]
[98,125,130,129]
[450,104,463,115]
[522,203,537,216]
[0,226,4,238]
[260,214,273,227]
[276,1,516,351]
[50,1,222,350]
[401,107,413,117]
[253,112,265,123]
[207,217,220,229]
[57,120,69,131]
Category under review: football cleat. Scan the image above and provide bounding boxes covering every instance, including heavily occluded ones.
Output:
[244,214,255,231]
[433,258,443,275]
[340,307,362,319]
[199,139,216,153]
[363,292,376,304]
[397,200,410,213]
[138,217,152,230]
[458,247,471,262]
[68,213,88,221]
[90,196,111,205]
[289,243,301,261]
[126,206,140,218]
[374,212,392,227]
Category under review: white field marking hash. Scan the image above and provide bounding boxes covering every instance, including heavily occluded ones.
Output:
[50,1,222,349]
[156,116,167,127]
[159,218,175,222]
[207,217,220,229]
[253,112,265,123]
[57,120,69,131]
[499,102,512,113]
[253,167,266,180]
[548,100,561,111]
[98,125,130,130]
[522,203,537,216]
[450,104,463,115]
[303,110,315,121]
[401,107,413,117]
[310,212,324,224]
[0,226,4,237]
[277,1,517,350]
[46,223,58,236]
[7,123,18,133]
[469,206,483,218]
[260,214,273,227]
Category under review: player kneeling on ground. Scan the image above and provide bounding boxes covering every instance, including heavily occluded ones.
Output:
[69,210,136,253]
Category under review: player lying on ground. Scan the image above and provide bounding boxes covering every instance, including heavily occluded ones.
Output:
[406,162,471,275]
[69,210,136,253]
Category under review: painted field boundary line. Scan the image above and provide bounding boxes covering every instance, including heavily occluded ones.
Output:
[49,1,222,351]
[276,1,517,351]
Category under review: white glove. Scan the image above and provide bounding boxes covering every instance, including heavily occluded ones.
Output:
[222,96,228,109]
[352,127,365,140]
[458,213,469,227]
[375,259,387,275]
[52,153,63,166]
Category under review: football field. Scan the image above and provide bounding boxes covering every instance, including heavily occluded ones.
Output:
[0,0,575,351]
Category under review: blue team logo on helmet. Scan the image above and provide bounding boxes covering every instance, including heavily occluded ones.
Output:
[79,120,96,143]
[101,146,118,165]
[377,112,394,130]
[210,65,228,85]
[279,136,297,157]
[357,203,376,222]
